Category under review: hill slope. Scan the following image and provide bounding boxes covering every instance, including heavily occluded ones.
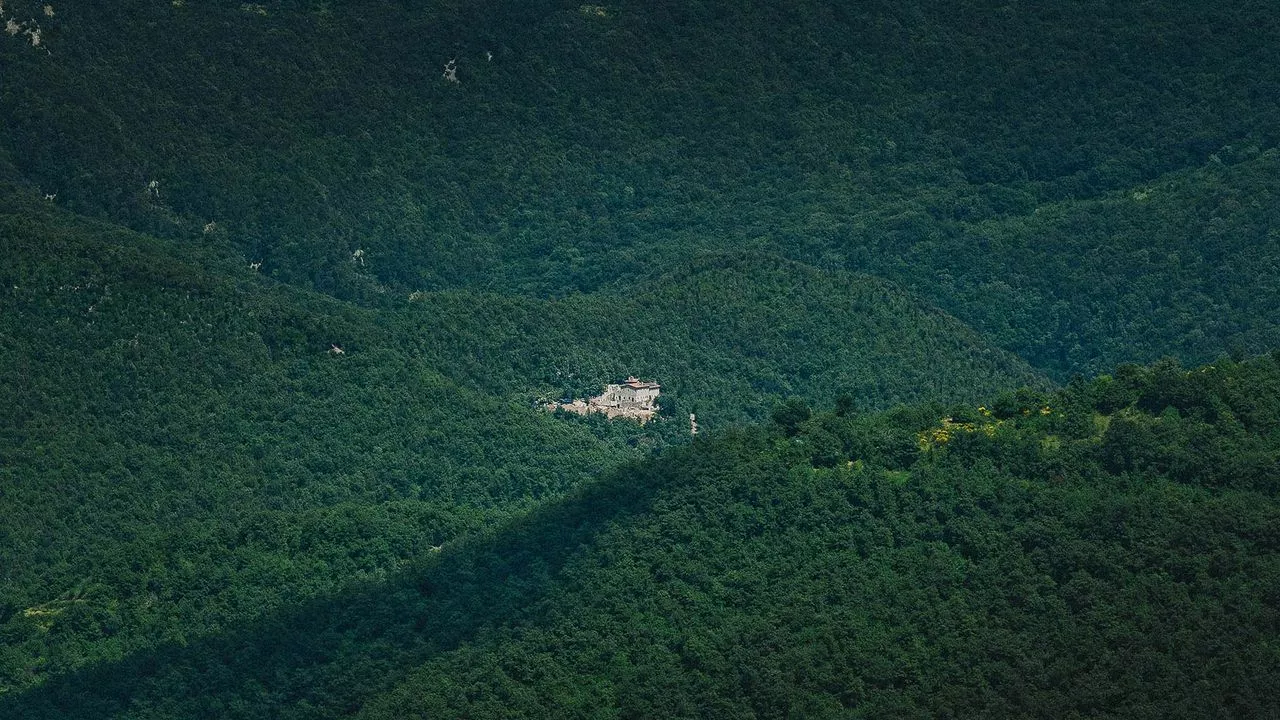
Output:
[3,0,1279,709]
[5,355,1277,718]
[848,149,1280,377]
[0,185,1040,693]
[396,252,1047,424]
[1,0,1278,375]
[0,187,655,693]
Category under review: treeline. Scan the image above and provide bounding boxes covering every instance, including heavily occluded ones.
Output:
[5,353,1278,718]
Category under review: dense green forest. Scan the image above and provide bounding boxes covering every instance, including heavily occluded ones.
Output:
[0,183,1039,694]
[3,0,1280,716]
[5,355,1278,718]
[2,0,1278,375]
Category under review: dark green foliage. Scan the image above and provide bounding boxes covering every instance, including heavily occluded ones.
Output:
[1,0,1277,377]
[349,356,1280,719]
[392,251,1049,426]
[834,394,857,417]
[0,193,651,693]
[0,185,1037,694]
[654,392,678,418]
[4,356,1277,718]
[2,0,1280,715]
[770,398,811,436]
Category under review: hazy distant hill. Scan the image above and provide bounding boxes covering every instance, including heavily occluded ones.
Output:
[856,150,1280,377]
[2,0,1277,376]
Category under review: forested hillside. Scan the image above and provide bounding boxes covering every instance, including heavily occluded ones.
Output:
[0,183,1040,693]
[6,355,1277,718]
[3,0,1280,715]
[1,0,1278,375]
[398,252,1046,423]
[0,187,649,693]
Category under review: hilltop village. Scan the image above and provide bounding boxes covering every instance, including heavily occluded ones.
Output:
[546,377,661,423]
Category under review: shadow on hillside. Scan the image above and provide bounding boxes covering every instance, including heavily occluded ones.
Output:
[0,442,711,719]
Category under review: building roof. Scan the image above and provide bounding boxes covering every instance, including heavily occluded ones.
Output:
[623,376,660,389]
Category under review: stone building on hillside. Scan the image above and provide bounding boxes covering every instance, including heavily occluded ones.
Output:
[547,376,661,423]
[604,376,661,410]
